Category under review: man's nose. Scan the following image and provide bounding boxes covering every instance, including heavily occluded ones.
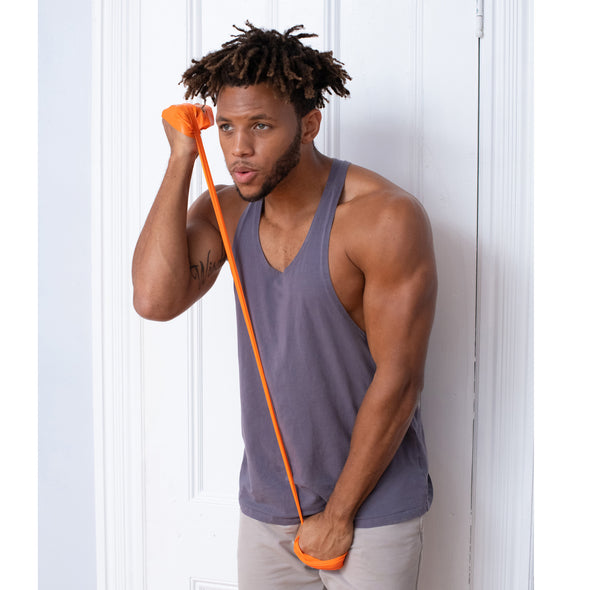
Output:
[231,131,254,157]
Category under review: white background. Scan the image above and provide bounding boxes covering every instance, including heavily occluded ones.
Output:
[0,1,97,589]
[2,1,587,589]
[37,1,97,588]
[119,1,478,587]
[534,2,590,588]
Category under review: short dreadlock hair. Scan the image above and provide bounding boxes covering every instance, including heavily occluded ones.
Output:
[181,21,351,117]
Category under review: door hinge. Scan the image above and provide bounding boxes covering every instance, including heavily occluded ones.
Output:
[476,0,484,38]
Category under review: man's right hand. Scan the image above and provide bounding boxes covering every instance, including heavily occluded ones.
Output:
[161,103,215,159]
[162,117,199,160]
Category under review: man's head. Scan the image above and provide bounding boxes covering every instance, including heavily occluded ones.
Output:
[181,22,351,201]
[181,21,351,118]
[213,83,305,202]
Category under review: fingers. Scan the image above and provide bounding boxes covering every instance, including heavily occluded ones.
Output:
[162,103,214,138]
[161,104,214,158]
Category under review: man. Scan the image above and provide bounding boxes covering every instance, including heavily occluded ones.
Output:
[132,22,437,590]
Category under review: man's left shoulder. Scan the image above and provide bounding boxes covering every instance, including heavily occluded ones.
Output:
[338,164,436,279]
[340,163,431,235]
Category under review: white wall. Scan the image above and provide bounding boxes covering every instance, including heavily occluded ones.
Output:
[38,0,97,588]
[35,2,533,588]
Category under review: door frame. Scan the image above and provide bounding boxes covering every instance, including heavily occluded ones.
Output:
[90,1,534,588]
[91,0,146,587]
[471,1,534,588]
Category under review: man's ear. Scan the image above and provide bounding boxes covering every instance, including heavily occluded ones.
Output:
[301,109,322,144]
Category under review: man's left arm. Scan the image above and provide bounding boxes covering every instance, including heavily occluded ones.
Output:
[297,193,438,560]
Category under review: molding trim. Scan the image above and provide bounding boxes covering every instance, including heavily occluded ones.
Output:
[322,0,341,158]
[410,0,424,201]
[91,0,146,588]
[190,579,238,590]
[184,2,238,507]
[471,1,534,588]
[267,0,279,26]
[186,0,205,503]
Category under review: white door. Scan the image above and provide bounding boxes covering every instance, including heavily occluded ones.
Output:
[97,1,478,588]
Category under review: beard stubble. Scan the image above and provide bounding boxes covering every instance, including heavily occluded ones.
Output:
[234,124,302,203]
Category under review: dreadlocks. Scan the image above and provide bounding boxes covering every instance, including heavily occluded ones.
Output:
[181,21,351,117]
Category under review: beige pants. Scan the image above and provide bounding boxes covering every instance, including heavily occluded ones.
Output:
[238,512,423,590]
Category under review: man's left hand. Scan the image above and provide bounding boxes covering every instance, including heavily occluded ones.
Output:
[296,511,354,560]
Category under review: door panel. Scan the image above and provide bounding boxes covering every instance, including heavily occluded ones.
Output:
[137,2,478,588]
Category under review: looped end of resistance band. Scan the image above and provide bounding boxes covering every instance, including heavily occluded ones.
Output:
[293,536,348,571]
[162,103,215,137]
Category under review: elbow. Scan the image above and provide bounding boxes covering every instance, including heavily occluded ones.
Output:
[394,382,422,426]
[399,375,424,413]
[133,289,179,322]
[374,368,423,416]
[389,378,423,439]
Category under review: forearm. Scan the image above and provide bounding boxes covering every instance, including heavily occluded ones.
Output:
[324,369,419,524]
[132,153,197,319]
[296,371,419,560]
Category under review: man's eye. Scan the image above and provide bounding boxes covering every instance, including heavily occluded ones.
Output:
[254,123,269,130]
[219,123,231,132]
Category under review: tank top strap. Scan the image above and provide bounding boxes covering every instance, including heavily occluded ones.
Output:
[233,195,262,261]
[314,159,350,248]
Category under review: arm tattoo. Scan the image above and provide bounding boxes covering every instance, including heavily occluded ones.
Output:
[190,250,225,287]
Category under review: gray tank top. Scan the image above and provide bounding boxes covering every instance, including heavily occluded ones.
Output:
[232,159,432,527]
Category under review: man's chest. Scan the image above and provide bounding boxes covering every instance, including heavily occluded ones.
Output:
[258,213,366,331]
[258,215,310,273]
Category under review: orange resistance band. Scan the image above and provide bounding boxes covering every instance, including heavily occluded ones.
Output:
[162,103,347,571]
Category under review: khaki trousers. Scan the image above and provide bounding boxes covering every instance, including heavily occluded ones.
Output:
[238,512,423,590]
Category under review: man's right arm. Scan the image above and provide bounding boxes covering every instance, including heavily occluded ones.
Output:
[132,119,226,321]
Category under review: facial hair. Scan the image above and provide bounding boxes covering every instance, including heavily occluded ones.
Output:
[234,124,302,203]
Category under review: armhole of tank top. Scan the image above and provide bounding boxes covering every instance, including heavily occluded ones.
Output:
[321,247,369,342]
[320,163,369,343]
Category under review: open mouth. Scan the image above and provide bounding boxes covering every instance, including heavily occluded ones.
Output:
[233,169,257,183]
[231,163,259,184]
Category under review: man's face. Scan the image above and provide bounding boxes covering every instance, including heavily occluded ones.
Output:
[215,84,302,202]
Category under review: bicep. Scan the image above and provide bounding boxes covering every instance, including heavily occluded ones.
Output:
[364,261,437,381]
[361,202,437,385]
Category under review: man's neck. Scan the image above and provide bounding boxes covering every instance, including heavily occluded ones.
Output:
[263,149,333,224]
